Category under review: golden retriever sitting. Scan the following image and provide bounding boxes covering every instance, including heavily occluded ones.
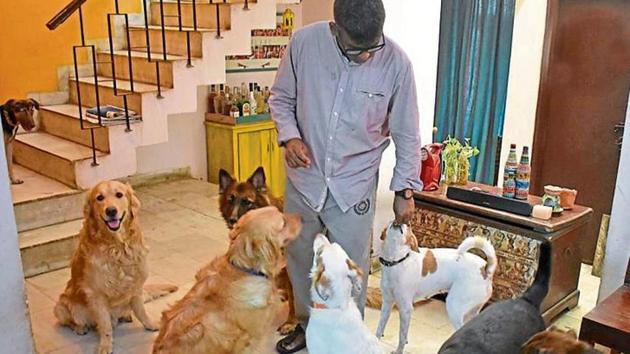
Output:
[152,206,302,354]
[54,181,160,354]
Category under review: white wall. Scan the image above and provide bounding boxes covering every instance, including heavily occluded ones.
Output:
[498,0,548,184]
[373,0,442,244]
[0,139,35,352]
[301,0,333,25]
[598,93,630,300]
[135,86,209,180]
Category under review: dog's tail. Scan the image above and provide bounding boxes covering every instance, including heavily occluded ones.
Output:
[143,284,179,303]
[521,241,552,309]
[457,236,497,279]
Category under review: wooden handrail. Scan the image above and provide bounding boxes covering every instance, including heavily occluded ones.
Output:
[46,0,87,30]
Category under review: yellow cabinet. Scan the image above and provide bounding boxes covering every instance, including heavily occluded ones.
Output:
[205,121,286,198]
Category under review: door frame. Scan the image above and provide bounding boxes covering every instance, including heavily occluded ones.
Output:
[530,0,560,194]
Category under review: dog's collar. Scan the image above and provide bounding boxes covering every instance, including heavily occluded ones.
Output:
[312,302,328,309]
[230,261,268,279]
[379,253,411,267]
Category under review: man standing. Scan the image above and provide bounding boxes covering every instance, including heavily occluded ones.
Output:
[270,0,422,352]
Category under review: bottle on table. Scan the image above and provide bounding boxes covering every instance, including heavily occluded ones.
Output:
[503,170,516,198]
[214,84,225,116]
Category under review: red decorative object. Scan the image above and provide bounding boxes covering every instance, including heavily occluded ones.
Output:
[420,143,444,191]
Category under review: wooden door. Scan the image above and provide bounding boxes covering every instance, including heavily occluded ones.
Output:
[531,0,630,263]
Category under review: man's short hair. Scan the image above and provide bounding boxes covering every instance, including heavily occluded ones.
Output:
[334,0,385,46]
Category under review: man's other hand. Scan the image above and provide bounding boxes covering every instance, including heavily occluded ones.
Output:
[285,138,312,169]
[393,195,414,225]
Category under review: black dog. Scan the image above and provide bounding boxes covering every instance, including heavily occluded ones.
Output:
[1,99,39,184]
[438,241,551,354]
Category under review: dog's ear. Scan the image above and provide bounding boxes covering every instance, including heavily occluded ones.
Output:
[248,167,267,192]
[83,189,98,234]
[313,256,333,301]
[4,99,15,111]
[219,169,234,194]
[380,227,387,241]
[405,227,419,252]
[28,98,40,110]
[126,183,141,218]
[346,258,364,295]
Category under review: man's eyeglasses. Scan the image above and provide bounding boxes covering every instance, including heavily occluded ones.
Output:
[336,33,386,57]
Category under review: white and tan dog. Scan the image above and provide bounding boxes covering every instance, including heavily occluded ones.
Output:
[376,223,497,354]
[306,234,383,354]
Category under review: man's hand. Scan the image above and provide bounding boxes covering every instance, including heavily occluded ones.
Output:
[393,195,414,225]
[285,138,312,169]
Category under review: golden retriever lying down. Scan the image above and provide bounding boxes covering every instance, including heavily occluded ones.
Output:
[153,206,302,354]
[54,181,176,354]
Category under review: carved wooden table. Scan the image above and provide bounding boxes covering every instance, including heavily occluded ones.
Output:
[410,183,593,323]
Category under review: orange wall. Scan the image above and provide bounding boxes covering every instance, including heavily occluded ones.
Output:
[0,0,141,102]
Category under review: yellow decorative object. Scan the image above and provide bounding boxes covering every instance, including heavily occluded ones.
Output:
[282,8,295,34]
[205,121,286,197]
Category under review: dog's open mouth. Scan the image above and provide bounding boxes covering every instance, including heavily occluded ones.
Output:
[103,213,125,231]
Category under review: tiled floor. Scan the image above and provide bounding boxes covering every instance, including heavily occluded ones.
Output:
[24,179,602,354]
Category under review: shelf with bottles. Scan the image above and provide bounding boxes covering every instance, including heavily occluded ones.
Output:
[225,8,295,73]
[206,82,272,126]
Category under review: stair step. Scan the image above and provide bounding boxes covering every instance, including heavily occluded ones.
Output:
[149,1,232,29]
[11,165,77,205]
[13,132,105,188]
[128,25,207,58]
[96,50,185,88]
[69,76,150,114]
[129,24,217,32]
[72,75,161,93]
[20,219,82,277]
[40,104,110,152]
[13,173,84,232]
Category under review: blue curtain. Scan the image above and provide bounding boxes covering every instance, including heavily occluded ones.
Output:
[434,0,516,184]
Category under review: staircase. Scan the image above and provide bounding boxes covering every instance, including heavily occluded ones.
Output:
[14,0,279,277]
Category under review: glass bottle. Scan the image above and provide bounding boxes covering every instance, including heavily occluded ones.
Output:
[208,84,217,113]
[503,170,516,198]
[515,146,531,200]
[214,84,225,116]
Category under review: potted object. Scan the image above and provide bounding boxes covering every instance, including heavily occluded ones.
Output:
[457,139,480,185]
[420,143,444,191]
[442,136,461,185]
[542,185,564,214]
[559,188,578,210]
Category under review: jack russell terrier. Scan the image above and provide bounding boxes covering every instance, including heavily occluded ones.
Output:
[376,223,497,354]
[306,234,383,354]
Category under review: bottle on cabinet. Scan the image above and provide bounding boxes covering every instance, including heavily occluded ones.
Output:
[213,84,225,116]
[515,146,531,200]
[248,83,258,114]
[208,84,217,113]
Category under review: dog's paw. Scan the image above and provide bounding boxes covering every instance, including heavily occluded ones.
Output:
[277,321,298,335]
[118,315,133,323]
[73,325,89,336]
[143,320,160,332]
[96,342,113,354]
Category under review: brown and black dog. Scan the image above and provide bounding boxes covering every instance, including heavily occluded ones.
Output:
[218,166,284,229]
[1,98,39,184]
[216,167,298,334]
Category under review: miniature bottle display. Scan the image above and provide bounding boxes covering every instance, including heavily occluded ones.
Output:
[515,146,531,200]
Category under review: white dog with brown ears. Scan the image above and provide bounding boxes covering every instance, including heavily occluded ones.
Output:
[306,234,384,354]
[376,223,497,354]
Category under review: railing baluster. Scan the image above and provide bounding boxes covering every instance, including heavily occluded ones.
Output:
[107,14,118,94]
[159,0,168,61]
[215,4,222,38]
[142,0,152,62]
[243,0,249,11]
